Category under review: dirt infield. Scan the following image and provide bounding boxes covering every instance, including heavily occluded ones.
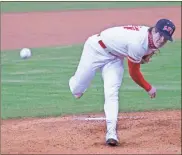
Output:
[1,7,181,154]
[1,110,181,154]
[1,6,181,50]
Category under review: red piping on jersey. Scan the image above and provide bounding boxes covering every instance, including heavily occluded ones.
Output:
[127,59,151,91]
[128,56,138,62]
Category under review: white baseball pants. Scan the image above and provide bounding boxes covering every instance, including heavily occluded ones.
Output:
[69,34,124,121]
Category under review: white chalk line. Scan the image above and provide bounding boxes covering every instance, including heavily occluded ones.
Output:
[73,115,146,121]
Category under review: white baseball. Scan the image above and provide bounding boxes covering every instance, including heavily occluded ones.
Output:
[20,48,32,59]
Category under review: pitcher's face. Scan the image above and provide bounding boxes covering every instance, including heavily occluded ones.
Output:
[152,32,168,48]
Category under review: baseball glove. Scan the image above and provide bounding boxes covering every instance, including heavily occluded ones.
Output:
[140,50,159,64]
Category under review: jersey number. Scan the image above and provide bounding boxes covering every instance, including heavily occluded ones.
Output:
[123,25,141,31]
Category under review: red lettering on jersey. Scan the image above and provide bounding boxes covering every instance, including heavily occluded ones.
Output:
[123,25,141,31]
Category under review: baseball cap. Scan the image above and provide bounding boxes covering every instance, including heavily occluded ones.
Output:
[155,19,175,41]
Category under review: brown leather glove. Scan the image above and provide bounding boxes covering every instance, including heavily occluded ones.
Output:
[141,52,155,64]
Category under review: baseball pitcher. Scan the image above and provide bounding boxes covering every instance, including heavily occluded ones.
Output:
[69,19,176,146]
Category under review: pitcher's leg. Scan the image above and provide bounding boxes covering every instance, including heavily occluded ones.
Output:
[69,67,95,98]
[101,58,124,146]
[69,42,97,98]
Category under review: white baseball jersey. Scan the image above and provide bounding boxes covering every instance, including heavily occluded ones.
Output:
[100,25,154,63]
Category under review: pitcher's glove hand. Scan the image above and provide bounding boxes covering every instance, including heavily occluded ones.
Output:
[141,52,155,64]
[140,49,160,64]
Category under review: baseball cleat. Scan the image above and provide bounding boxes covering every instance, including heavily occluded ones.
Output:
[106,129,119,146]
[74,93,83,99]
[106,138,119,146]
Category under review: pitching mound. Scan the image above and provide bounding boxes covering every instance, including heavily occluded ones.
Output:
[1,110,181,154]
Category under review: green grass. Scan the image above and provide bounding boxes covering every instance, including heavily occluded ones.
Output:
[1,41,181,119]
[1,1,181,13]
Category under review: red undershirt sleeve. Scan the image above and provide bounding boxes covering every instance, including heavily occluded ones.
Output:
[127,58,152,92]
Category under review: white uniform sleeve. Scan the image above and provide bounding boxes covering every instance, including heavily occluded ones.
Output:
[127,43,146,63]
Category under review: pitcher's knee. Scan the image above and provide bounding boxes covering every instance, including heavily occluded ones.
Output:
[69,76,78,95]
[69,76,85,99]
[104,86,120,101]
[105,92,118,104]
[104,84,120,99]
